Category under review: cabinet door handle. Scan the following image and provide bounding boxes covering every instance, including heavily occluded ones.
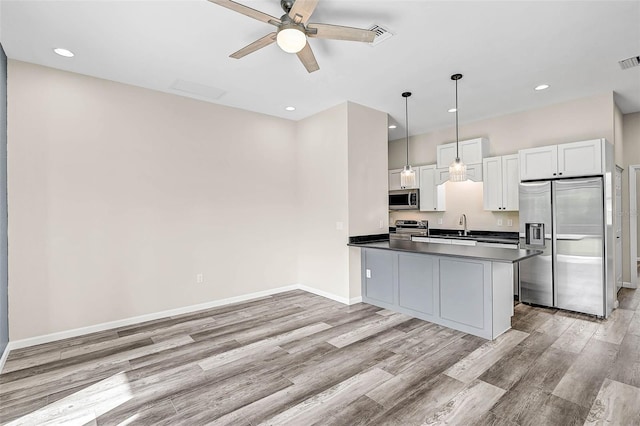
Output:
[553,173,557,176]
[559,172,563,175]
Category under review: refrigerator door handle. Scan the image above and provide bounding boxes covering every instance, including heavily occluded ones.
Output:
[556,234,588,240]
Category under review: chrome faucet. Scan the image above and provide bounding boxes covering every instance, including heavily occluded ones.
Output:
[459,214,468,236]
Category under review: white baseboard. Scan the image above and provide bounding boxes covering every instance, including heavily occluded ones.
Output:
[7,284,303,352]
[0,343,11,374]
[3,283,360,356]
[298,285,351,305]
[622,281,638,289]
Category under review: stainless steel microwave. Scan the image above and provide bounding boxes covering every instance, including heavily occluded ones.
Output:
[389,190,419,210]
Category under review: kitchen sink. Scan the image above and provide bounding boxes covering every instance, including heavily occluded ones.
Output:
[430,233,474,239]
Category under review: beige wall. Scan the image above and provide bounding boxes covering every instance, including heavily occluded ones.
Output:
[8,62,388,340]
[8,61,300,340]
[296,103,350,300]
[389,93,615,232]
[622,112,640,283]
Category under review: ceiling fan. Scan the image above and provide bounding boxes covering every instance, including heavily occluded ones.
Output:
[207,0,376,73]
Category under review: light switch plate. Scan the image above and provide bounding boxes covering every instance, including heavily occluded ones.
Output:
[366,269,371,278]
[507,219,513,227]
[497,219,503,226]
[438,218,443,225]
[336,222,344,230]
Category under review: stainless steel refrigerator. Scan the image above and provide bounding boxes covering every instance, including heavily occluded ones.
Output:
[519,177,613,317]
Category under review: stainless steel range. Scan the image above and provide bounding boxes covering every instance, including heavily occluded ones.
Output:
[390,220,428,241]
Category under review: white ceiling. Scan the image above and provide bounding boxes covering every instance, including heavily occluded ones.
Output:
[1,1,639,138]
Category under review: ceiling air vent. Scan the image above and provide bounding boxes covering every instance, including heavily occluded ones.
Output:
[170,79,226,100]
[368,24,394,46]
[618,56,640,70]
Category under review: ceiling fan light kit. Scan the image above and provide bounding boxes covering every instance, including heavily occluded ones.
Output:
[208,0,376,73]
[449,73,467,182]
[276,25,307,53]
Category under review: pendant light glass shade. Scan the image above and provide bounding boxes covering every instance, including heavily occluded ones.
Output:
[449,74,467,182]
[401,165,416,187]
[449,158,467,182]
[401,91,415,187]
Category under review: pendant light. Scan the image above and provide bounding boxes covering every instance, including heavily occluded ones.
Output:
[449,74,467,182]
[400,91,416,188]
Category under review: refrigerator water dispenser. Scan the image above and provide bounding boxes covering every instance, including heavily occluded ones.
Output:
[525,223,545,246]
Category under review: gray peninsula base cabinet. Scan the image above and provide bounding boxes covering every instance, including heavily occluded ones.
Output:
[361,248,515,340]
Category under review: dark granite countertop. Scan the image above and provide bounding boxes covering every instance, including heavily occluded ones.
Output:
[348,239,540,264]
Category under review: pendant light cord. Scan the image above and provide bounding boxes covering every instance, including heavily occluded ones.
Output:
[455,78,459,160]
[405,94,409,166]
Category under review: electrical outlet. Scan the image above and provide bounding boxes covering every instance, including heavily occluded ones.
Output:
[497,219,503,226]
[366,269,371,278]
[507,219,513,227]
[196,273,204,284]
[438,218,443,225]
[379,220,384,229]
[336,222,344,230]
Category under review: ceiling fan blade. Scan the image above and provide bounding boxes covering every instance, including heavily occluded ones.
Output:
[207,0,281,25]
[307,23,375,43]
[229,32,277,59]
[296,42,319,73]
[288,0,319,24]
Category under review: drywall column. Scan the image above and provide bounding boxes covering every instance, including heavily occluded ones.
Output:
[296,102,388,303]
[347,102,388,301]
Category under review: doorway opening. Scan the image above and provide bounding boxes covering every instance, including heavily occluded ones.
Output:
[629,164,640,288]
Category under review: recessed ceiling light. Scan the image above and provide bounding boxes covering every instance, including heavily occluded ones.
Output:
[448,108,457,113]
[534,84,550,91]
[285,106,296,111]
[53,48,74,58]
[388,125,397,129]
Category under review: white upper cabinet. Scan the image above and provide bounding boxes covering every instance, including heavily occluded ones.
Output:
[436,138,489,169]
[389,168,420,190]
[483,154,519,211]
[519,139,604,181]
[557,139,602,178]
[518,145,558,181]
[418,165,445,211]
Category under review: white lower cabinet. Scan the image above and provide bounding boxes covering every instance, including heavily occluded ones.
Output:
[418,164,445,211]
[483,154,519,211]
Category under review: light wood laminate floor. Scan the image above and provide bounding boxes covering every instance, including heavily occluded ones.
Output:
[1,289,640,425]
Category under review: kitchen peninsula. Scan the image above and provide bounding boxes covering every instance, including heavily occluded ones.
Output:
[349,239,541,340]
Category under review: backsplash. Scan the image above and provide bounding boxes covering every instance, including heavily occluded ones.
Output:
[389,181,519,232]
